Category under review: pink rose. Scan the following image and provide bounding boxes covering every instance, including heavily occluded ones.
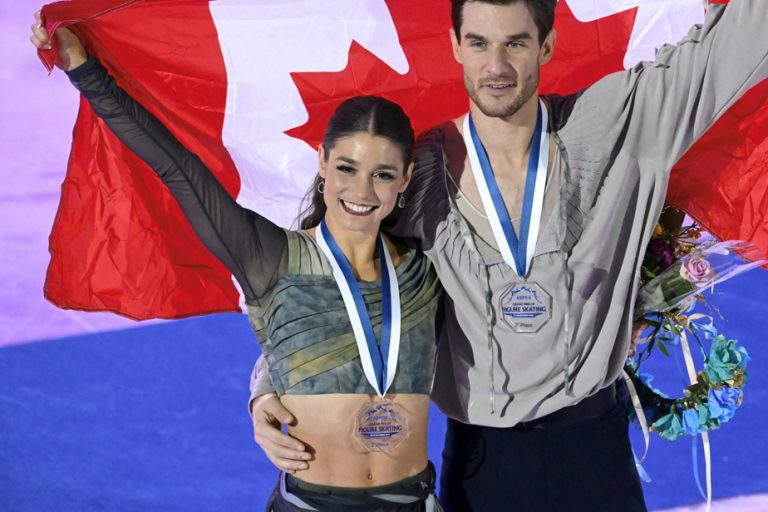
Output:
[680,256,715,285]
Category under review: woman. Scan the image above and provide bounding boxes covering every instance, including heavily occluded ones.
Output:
[31,17,442,512]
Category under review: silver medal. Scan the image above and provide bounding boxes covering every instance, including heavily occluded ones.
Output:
[499,281,552,333]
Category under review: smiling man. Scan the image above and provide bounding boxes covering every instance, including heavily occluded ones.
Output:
[250,1,768,510]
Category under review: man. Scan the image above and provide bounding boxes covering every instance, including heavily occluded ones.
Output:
[250,1,768,510]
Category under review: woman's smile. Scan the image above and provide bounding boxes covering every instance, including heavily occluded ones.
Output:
[340,199,378,216]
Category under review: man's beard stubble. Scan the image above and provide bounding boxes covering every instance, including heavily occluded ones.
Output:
[465,69,539,119]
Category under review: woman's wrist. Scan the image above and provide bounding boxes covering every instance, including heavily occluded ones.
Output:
[63,47,88,72]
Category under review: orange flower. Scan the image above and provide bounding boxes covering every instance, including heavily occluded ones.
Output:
[677,245,694,257]
[652,224,664,238]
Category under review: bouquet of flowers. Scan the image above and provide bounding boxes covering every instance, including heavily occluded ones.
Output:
[636,237,766,319]
[626,209,765,440]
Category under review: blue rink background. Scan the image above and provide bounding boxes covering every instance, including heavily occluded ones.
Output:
[2,268,767,511]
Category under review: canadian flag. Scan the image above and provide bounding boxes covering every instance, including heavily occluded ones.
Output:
[39,0,768,320]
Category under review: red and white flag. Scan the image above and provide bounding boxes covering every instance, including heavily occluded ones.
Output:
[38,0,768,320]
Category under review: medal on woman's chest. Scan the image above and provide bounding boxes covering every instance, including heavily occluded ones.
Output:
[354,399,409,452]
[316,220,405,452]
[463,100,553,332]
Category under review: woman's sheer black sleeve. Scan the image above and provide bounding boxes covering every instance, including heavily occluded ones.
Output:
[66,57,287,304]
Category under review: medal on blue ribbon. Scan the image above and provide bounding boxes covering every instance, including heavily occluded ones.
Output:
[462,99,549,277]
[315,219,407,451]
[463,100,553,332]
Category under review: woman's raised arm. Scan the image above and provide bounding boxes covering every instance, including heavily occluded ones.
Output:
[32,19,288,304]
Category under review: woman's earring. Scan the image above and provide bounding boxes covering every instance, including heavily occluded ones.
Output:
[398,193,406,209]
[317,178,325,194]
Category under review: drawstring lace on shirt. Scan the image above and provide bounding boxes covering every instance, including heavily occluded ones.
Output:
[561,253,575,397]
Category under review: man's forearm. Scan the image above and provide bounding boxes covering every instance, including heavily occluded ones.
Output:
[249,355,275,415]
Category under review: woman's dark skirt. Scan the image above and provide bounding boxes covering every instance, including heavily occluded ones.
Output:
[266,462,442,512]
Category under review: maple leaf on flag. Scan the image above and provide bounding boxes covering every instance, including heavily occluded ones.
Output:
[541,1,636,95]
[285,1,466,147]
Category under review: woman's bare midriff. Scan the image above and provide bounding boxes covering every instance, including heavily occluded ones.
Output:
[282,393,429,487]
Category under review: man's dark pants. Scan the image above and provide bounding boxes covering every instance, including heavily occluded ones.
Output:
[439,384,647,511]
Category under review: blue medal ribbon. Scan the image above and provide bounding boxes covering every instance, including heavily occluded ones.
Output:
[317,219,396,396]
[464,100,549,276]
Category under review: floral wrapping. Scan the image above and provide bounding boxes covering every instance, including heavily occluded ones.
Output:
[626,211,764,440]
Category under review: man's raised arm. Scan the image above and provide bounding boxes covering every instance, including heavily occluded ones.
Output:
[579,0,768,171]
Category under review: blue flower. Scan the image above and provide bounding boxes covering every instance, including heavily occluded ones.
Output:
[698,405,720,431]
[706,335,749,385]
[707,387,742,423]
[682,408,701,435]
[637,372,668,398]
[652,412,685,441]
[638,372,654,387]
[737,347,750,369]
[690,316,717,341]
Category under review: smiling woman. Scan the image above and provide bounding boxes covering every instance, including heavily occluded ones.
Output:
[299,96,414,237]
[32,18,443,512]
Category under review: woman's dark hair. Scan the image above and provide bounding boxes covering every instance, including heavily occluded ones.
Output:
[297,96,414,229]
[451,0,556,45]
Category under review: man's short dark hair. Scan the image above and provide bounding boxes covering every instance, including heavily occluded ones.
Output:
[451,0,557,45]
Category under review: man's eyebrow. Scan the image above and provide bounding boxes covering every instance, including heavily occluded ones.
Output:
[464,32,486,41]
[507,32,533,41]
[464,31,533,41]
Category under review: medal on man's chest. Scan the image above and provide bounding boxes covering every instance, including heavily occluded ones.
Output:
[463,100,553,332]
[499,281,552,333]
[354,399,409,452]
